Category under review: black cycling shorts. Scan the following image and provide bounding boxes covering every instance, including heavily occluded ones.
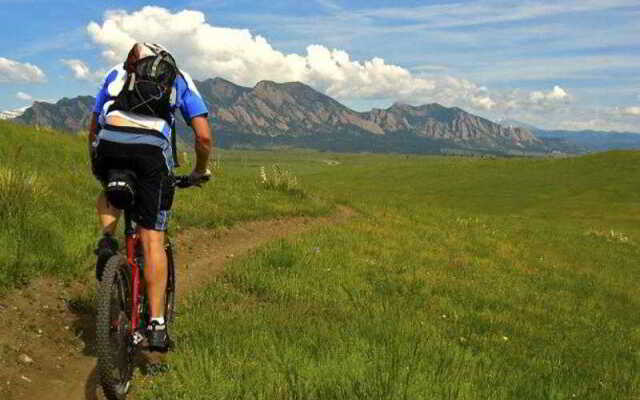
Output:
[93,139,175,231]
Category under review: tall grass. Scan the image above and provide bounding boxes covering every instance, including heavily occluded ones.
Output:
[0,166,51,285]
[0,122,97,289]
[0,121,330,292]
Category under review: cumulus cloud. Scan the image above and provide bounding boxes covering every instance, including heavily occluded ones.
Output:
[490,85,573,117]
[529,85,570,103]
[61,59,104,81]
[86,6,493,108]
[0,57,46,83]
[16,92,32,101]
[470,95,496,110]
[62,59,90,79]
[620,106,640,116]
[83,6,639,132]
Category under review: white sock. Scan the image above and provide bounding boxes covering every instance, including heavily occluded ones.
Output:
[150,317,165,328]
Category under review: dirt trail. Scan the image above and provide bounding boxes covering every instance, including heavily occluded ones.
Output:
[0,206,354,400]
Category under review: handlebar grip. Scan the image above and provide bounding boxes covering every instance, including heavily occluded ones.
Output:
[173,174,211,188]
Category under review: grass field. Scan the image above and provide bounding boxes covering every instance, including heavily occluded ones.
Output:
[1,121,639,398]
[140,150,640,399]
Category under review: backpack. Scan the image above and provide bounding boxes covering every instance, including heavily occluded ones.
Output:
[108,43,181,166]
[109,43,178,124]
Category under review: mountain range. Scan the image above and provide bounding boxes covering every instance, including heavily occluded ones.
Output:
[500,119,640,153]
[6,77,639,155]
[193,78,547,155]
[13,96,95,133]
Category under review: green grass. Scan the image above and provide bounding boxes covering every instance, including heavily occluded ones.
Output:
[3,120,640,398]
[0,121,330,291]
[139,151,640,399]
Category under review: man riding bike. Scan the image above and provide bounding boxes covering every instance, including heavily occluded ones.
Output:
[89,42,212,351]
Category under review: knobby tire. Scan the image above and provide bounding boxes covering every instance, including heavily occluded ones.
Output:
[96,255,133,400]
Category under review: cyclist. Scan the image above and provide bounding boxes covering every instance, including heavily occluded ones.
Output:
[89,42,212,351]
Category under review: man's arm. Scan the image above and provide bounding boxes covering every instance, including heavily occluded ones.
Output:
[175,70,213,175]
[190,115,212,175]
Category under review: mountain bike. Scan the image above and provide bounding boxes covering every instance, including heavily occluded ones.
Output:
[95,172,209,400]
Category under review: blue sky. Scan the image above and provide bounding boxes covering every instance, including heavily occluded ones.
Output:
[1,0,639,131]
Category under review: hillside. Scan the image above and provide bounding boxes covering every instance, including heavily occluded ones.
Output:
[11,78,547,155]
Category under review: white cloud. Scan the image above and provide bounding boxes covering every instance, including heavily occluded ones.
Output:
[16,92,32,101]
[529,85,570,103]
[62,59,90,79]
[85,6,493,108]
[620,106,640,116]
[0,57,46,83]
[547,85,569,100]
[493,102,640,133]
[84,6,639,133]
[470,95,496,110]
[61,59,104,81]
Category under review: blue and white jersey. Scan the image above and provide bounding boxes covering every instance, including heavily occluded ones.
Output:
[93,64,208,168]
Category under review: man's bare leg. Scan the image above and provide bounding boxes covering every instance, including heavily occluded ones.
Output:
[95,193,121,281]
[97,193,121,235]
[139,227,167,319]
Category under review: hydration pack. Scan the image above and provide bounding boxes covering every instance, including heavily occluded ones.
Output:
[108,43,181,167]
[109,43,178,124]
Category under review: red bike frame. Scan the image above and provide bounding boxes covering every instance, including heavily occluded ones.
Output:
[119,173,203,337]
[124,212,144,334]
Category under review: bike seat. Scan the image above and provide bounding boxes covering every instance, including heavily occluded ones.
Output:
[105,169,137,210]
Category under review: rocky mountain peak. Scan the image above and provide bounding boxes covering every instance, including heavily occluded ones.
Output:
[14,96,94,132]
[197,77,250,107]
[10,76,549,154]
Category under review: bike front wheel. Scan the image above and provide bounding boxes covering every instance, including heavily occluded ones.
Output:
[96,254,134,400]
[164,239,177,324]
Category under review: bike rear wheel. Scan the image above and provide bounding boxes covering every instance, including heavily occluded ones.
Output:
[96,255,134,400]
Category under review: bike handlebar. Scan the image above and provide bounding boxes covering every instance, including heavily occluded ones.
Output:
[173,174,211,188]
